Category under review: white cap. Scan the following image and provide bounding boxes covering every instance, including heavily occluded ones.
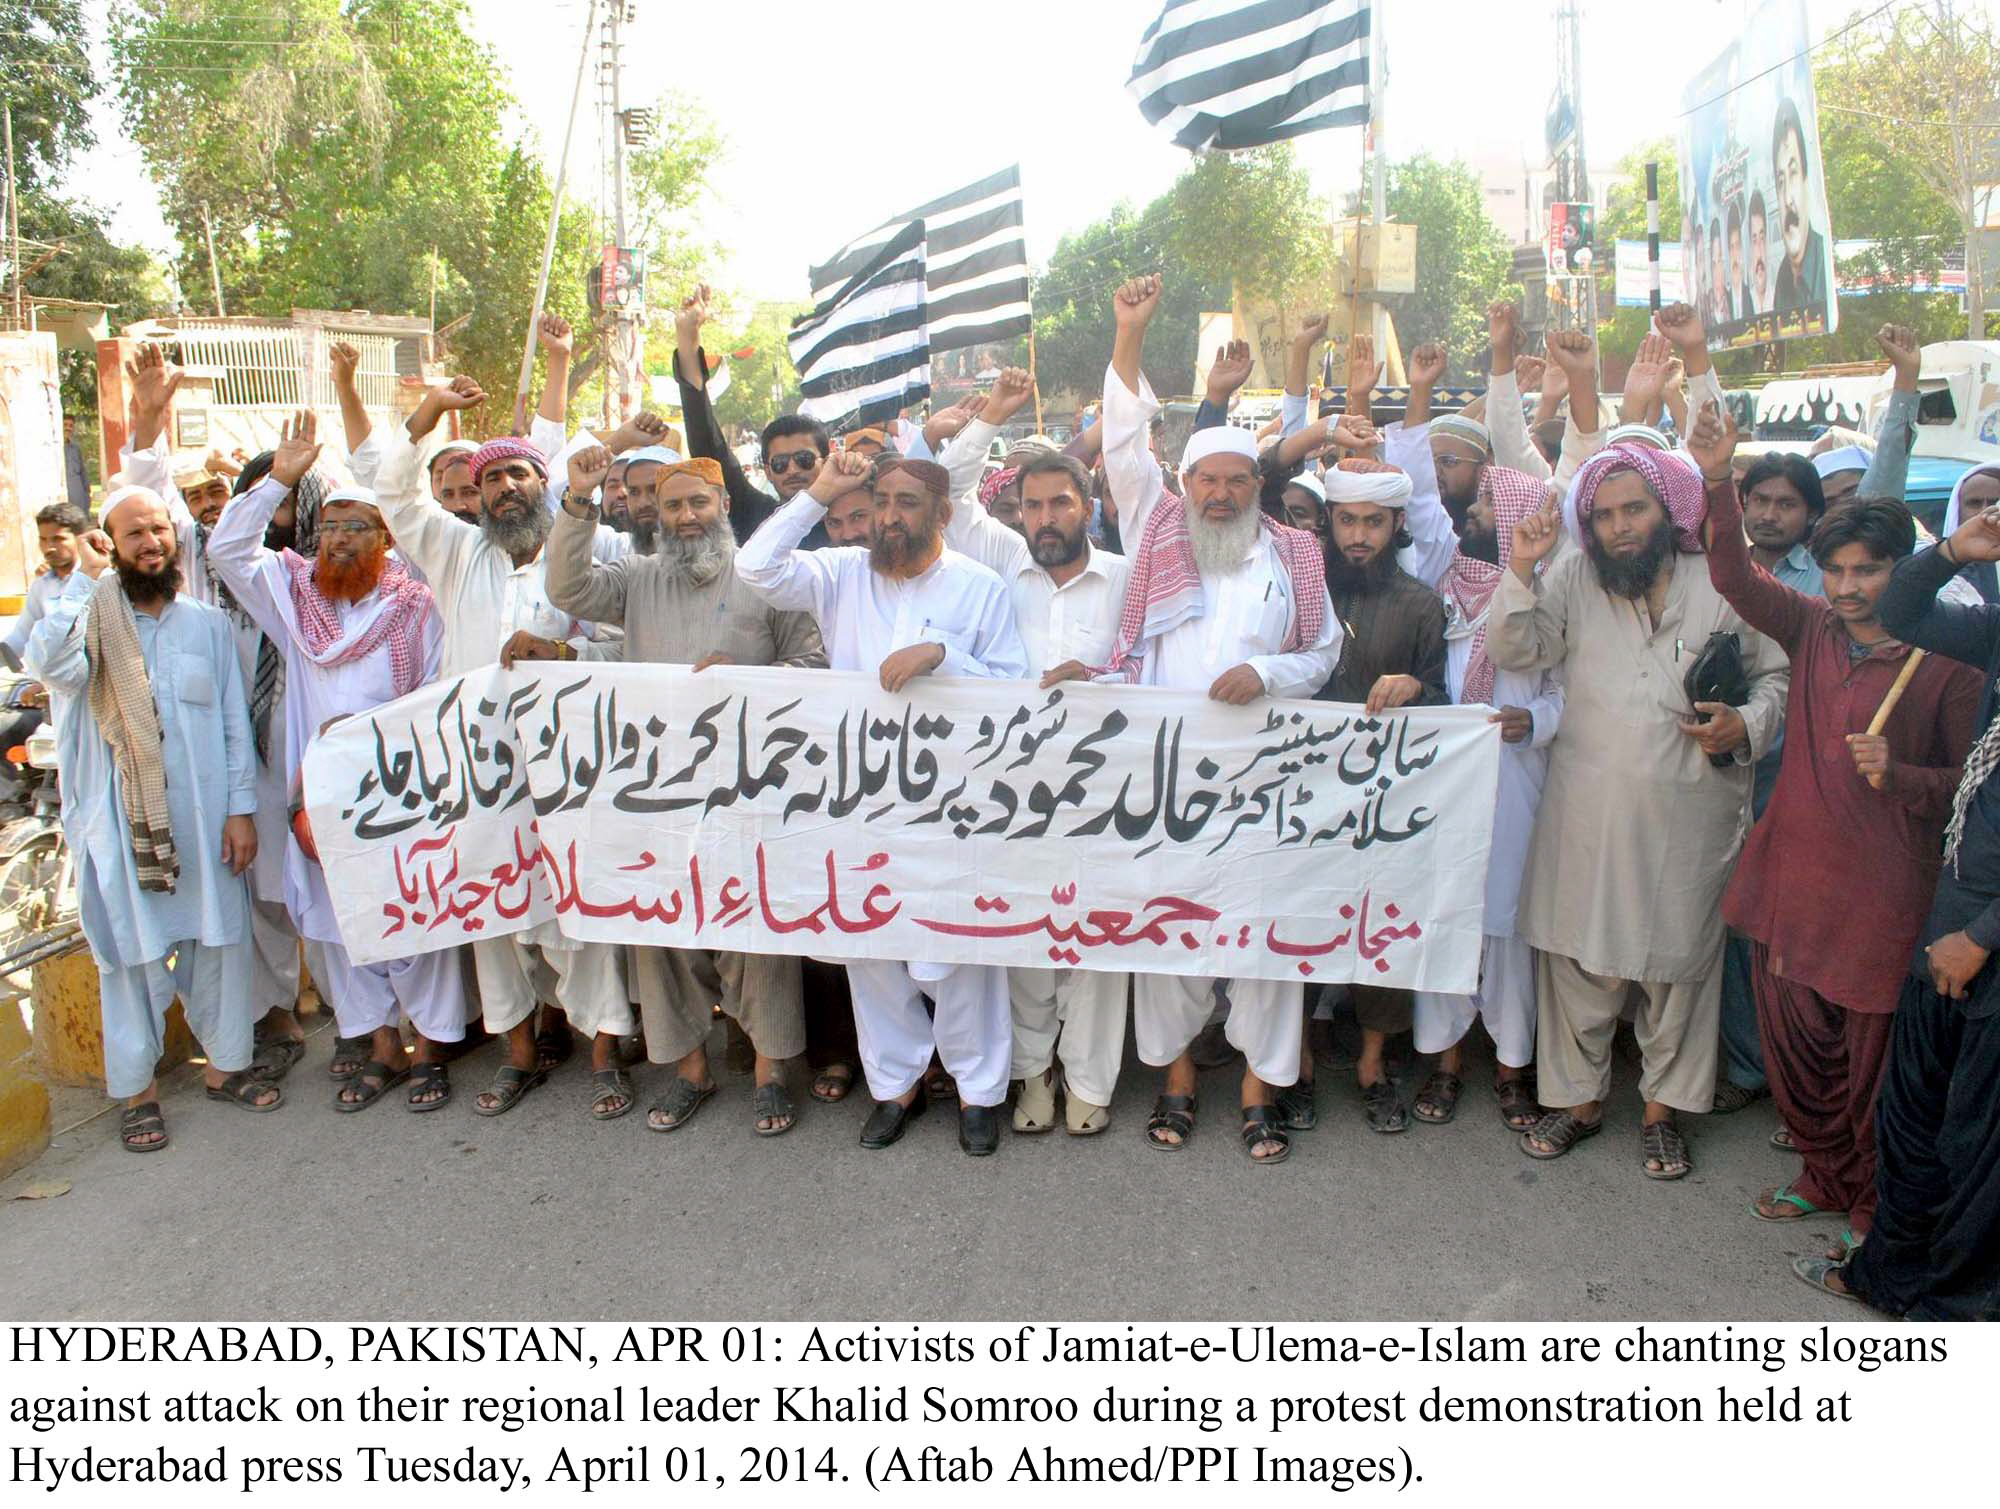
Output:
[1179,424,1260,472]
[325,484,379,510]
[1285,471,1326,504]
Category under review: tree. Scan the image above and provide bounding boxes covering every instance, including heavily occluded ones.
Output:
[1165,144,1337,308]
[1366,154,1515,376]
[706,302,805,437]
[1814,2,1996,342]
[107,0,723,430]
[4,0,162,417]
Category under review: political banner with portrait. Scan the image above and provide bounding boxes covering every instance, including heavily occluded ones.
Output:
[1677,0,1838,349]
[301,664,1501,991]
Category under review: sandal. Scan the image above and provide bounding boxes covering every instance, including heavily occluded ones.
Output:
[333,1060,406,1113]
[590,1067,636,1121]
[1791,1255,1866,1306]
[1495,1075,1540,1131]
[753,1080,797,1137]
[1412,1070,1463,1125]
[206,1068,283,1111]
[1711,1080,1769,1114]
[120,1101,169,1153]
[1274,1080,1318,1131]
[1771,1125,1797,1152]
[1751,1182,1830,1221]
[1827,1226,1864,1262]
[471,1063,547,1117]
[1361,1077,1408,1134]
[1641,1118,1692,1180]
[535,1024,576,1074]
[646,1076,715,1132]
[1240,1104,1291,1164]
[250,1032,305,1082]
[1520,1109,1602,1160]
[328,1035,370,1081]
[1145,1093,1197,1150]
[810,1063,856,1103]
[406,1062,451,1112]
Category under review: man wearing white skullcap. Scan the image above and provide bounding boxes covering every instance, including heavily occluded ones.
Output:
[1050,274,1343,1166]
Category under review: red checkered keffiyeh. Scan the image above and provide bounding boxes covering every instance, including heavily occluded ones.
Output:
[1446,464,1550,708]
[285,550,434,698]
[1570,442,1709,555]
[1097,494,1327,683]
[979,465,1020,507]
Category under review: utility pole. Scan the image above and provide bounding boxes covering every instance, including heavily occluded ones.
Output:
[199,201,227,316]
[598,1,644,426]
[3,106,21,328]
[1550,0,1598,385]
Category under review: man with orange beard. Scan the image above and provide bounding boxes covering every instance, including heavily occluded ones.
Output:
[207,412,464,1112]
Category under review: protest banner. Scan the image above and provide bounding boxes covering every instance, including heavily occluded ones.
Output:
[302,665,1500,989]
[1677,0,1838,350]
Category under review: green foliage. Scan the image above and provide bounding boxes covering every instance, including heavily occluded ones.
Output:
[1372,154,1515,375]
[0,0,96,192]
[706,302,806,437]
[1164,144,1336,308]
[107,0,724,432]
[1032,198,1222,402]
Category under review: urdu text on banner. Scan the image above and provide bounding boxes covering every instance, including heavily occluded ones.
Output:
[302,665,1500,989]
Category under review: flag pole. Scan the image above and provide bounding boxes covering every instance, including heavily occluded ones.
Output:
[516,0,598,415]
[1027,324,1044,434]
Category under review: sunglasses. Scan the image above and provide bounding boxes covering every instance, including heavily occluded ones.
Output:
[766,449,820,475]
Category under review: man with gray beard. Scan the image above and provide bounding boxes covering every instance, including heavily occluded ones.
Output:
[547,447,825,1136]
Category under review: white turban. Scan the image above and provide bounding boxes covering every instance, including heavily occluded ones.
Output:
[1321,465,1413,506]
[1180,424,1260,472]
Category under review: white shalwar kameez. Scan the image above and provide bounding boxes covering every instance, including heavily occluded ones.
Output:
[936,463,1134,1107]
[26,575,258,1097]
[1101,365,1343,1087]
[370,430,631,1041]
[205,477,464,1042]
[123,442,302,1020]
[736,488,1028,1108]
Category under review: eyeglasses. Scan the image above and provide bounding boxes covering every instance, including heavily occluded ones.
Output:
[766,449,819,475]
[319,520,380,537]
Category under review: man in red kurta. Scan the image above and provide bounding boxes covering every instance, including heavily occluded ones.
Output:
[1692,405,1979,1250]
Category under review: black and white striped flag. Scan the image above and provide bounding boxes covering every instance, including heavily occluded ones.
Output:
[1129,0,1372,152]
[788,218,931,432]
[807,166,1030,353]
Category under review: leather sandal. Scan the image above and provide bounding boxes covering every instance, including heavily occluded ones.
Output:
[1519,1109,1602,1160]
[1240,1104,1291,1164]
[120,1101,168,1153]
[1145,1093,1196,1150]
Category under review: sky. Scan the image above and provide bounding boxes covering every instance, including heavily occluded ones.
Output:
[67,0,1909,313]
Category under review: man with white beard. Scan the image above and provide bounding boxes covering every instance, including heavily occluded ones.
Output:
[547,446,825,1134]
[1047,275,1343,1166]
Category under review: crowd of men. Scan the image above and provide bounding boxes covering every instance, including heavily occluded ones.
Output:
[10,279,2000,1323]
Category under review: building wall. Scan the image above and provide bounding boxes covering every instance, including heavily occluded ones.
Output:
[0,331,65,605]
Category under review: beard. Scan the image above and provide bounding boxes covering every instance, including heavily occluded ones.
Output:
[1585,517,1677,599]
[263,520,297,553]
[870,512,943,577]
[1185,496,1262,576]
[1029,522,1086,570]
[629,518,658,555]
[656,514,735,586]
[479,490,552,559]
[115,553,180,607]
[1457,517,1499,564]
[1325,544,1400,597]
[314,540,389,603]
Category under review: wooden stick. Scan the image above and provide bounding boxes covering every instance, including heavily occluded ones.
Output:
[1863,648,1925,788]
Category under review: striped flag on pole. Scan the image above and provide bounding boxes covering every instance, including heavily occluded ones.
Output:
[1129,0,1373,152]
[807,166,1030,353]
[788,218,931,432]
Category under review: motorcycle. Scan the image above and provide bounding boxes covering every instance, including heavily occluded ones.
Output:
[0,713,74,991]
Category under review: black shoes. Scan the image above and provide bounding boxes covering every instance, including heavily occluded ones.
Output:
[958,1104,1000,1157]
[860,1086,927,1148]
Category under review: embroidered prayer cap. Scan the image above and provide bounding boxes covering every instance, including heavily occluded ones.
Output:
[1284,470,1326,504]
[654,457,725,487]
[1323,457,1413,506]
[843,426,889,452]
[870,455,950,498]
[1431,414,1493,458]
[323,484,380,512]
[1812,444,1871,479]
[101,483,168,531]
[623,444,685,470]
[469,436,549,483]
[1179,424,1260,473]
